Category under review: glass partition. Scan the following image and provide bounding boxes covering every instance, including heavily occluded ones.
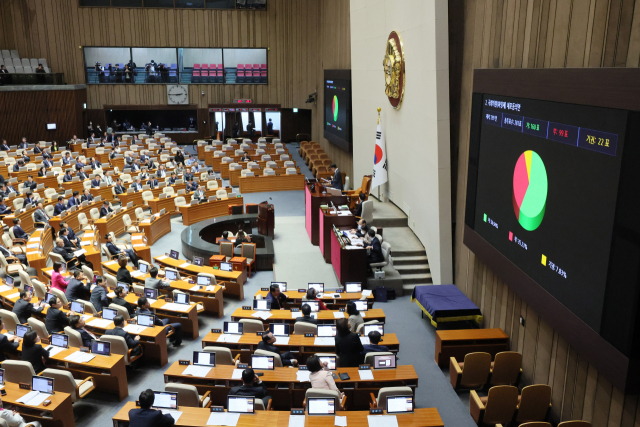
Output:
[84,47,131,83]
[265,112,280,136]
[222,49,267,84]
[180,48,223,84]
[132,48,178,83]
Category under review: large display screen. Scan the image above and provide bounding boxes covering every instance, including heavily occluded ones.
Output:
[468,94,627,333]
[323,70,352,152]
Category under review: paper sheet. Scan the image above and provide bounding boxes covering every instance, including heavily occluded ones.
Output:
[182,365,211,377]
[290,312,302,319]
[296,370,310,382]
[179,262,191,268]
[88,318,112,328]
[130,270,145,277]
[361,312,366,318]
[132,244,144,248]
[205,285,217,292]
[276,336,290,345]
[161,411,182,422]
[16,391,49,406]
[358,370,374,380]
[333,312,345,318]
[288,415,306,427]
[64,351,96,363]
[45,346,66,357]
[231,369,244,380]
[361,290,372,297]
[124,324,148,334]
[360,337,370,345]
[335,416,347,426]
[27,244,39,249]
[84,233,94,238]
[105,260,117,266]
[107,292,116,298]
[156,255,168,260]
[206,412,240,426]
[80,241,91,246]
[251,311,272,320]
[6,293,20,300]
[0,285,13,292]
[367,415,398,427]
[131,235,142,240]
[217,334,241,343]
[26,251,39,255]
[162,303,192,312]
[190,285,200,291]
[314,337,335,346]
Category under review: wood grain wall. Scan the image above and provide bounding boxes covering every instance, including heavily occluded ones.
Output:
[451,1,640,426]
[0,0,352,176]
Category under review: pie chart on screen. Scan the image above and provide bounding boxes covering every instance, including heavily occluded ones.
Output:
[512,150,547,231]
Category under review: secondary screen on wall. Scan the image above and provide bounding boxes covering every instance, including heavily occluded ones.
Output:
[470,94,626,332]
[324,78,351,147]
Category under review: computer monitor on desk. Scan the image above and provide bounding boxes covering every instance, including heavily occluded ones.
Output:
[227,396,255,414]
[224,322,243,334]
[271,282,287,292]
[144,288,158,299]
[32,376,54,395]
[102,308,117,320]
[152,391,178,410]
[307,397,335,415]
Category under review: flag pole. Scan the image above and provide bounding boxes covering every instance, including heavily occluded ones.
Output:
[377,107,381,201]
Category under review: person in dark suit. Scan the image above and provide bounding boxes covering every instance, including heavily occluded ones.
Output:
[62,153,73,166]
[67,191,81,208]
[353,193,366,217]
[105,315,142,356]
[0,318,20,361]
[77,166,88,181]
[21,330,49,373]
[0,197,11,215]
[128,389,175,427]
[89,157,102,169]
[186,180,198,193]
[13,290,44,324]
[257,332,298,366]
[144,121,154,137]
[90,175,102,188]
[23,175,38,192]
[147,177,159,189]
[183,167,193,182]
[106,234,139,267]
[267,118,273,136]
[107,132,115,143]
[168,172,177,185]
[12,218,29,240]
[265,284,287,310]
[100,201,113,218]
[360,330,389,361]
[130,178,143,192]
[18,138,28,150]
[232,122,240,137]
[228,368,271,408]
[136,297,182,347]
[59,220,78,244]
[116,256,134,286]
[329,164,343,191]
[334,318,364,367]
[130,160,141,172]
[295,303,318,324]
[90,276,109,313]
[65,269,90,302]
[4,182,18,196]
[75,158,86,171]
[69,315,97,348]
[351,219,367,237]
[23,192,36,207]
[81,188,94,202]
[191,184,206,202]
[53,196,67,216]
[112,285,134,316]
[174,151,185,166]
[113,179,126,195]
[156,165,167,179]
[365,229,384,267]
[52,238,80,268]
[246,121,254,137]
[0,139,8,151]
[33,202,50,227]
[12,160,24,172]
[240,152,251,162]
[44,295,71,333]
[42,157,53,170]
[62,170,73,183]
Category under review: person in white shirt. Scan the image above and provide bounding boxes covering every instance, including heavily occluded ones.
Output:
[0,399,42,427]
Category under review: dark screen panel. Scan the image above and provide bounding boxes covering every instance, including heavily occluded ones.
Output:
[323,69,352,152]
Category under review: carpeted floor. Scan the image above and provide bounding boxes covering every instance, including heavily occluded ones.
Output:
[72,143,476,427]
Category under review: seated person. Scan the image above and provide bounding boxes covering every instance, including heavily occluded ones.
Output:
[69,314,97,348]
[105,315,141,356]
[147,177,160,189]
[136,297,182,347]
[266,284,287,310]
[100,200,113,217]
[67,191,81,208]
[257,332,298,366]
[90,175,102,188]
[89,157,102,169]
[113,179,126,195]
[183,167,193,182]
[240,152,251,162]
[112,285,134,316]
[130,178,143,192]
[33,202,50,227]
[12,160,24,172]
[145,267,171,291]
[346,301,364,333]
[59,221,78,244]
[334,318,364,367]
[186,180,198,192]
[295,303,318,324]
[5,182,18,195]
[0,197,12,215]
[116,256,134,285]
[81,188,94,202]
[0,317,20,361]
[361,330,389,360]
[228,368,271,408]
[90,276,109,313]
[365,229,384,269]
[44,295,71,333]
[307,354,345,399]
[23,175,38,191]
[350,219,367,237]
[0,242,29,266]
[62,170,73,182]
[235,230,250,247]
[62,153,73,165]
[106,234,139,267]
[306,288,328,310]
[219,231,230,242]
[156,165,167,179]
[21,330,49,373]
[65,269,90,302]
[23,191,36,206]
[128,389,175,427]
[168,172,177,185]
[53,196,67,216]
[13,290,44,323]
[77,166,88,181]
[50,260,70,292]
[353,192,366,217]
[12,218,29,240]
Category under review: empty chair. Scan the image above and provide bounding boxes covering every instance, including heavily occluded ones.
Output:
[174,196,187,208]
[265,161,277,168]
[241,169,254,177]
[27,318,49,340]
[206,180,219,190]
[280,154,290,161]
[263,168,275,176]
[557,422,591,427]
[239,318,264,333]
[163,186,176,196]
[490,351,522,386]
[450,352,492,390]
[41,368,95,402]
[99,335,143,365]
[241,243,256,277]
[30,58,38,68]
[470,385,519,426]
[216,189,227,199]
[165,384,211,408]
[516,384,552,424]
[284,161,295,168]
[220,242,234,261]
[1,360,35,383]
[261,155,271,161]
[286,168,297,175]
[369,386,413,409]
[359,199,373,223]
[50,288,68,305]
[0,310,20,332]
[202,346,240,366]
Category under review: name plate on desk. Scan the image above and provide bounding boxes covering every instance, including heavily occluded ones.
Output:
[256,331,264,336]
[339,308,345,312]
[359,364,370,370]
[298,289,305,293]
[165,299,173,303]
[179,360,190,366]
[242,306,251,310]
[210,406,224,412]
[370,408,384,415]
[298,365,308,370]
[238,363,248,369]
[261,288,268,291]
[126,319,136,324]
[291,308,299,312]
[19,383,31,390]
[41,339,50,345]
[304,333,314,337]
[80,347,90,353]
[291,409,304,415]
[336,289,344,293]
[211,328,221,334]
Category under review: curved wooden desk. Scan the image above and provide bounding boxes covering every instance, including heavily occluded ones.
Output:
[229,307,386,327]
[138,211,172,245]
[178,196,244,226]
[239,173,305,193]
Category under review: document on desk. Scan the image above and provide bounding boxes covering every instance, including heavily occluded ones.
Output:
[80,240,92,246]
[131,270,145,278]
[161,410,182,422]
[84,233,95,238]
[345,245,361,250]
[251,311,272,320]
[27,243,39,249]
[179,262,191,268]
[333,312,345,318]
[361,312,366,318]
[359,370,374,380]
[276,336,290,345]
[337,211,352,216]
[206,412,240,426]
[314,337,335,346]
[64,351,96,363]
[88,318,113,328]
[162,302,191,312]
[288,415,306,427]
[81,314,93,322]
[362,290,372,297]
[131,235,142,240]
[205,285,217,292]
[360,337,370,345]
[0,285,13,292]
[217,334,241,343]
[189,285,201,291]
[107,291,116,298]
[105,260,118,266]
[367,415,398,427]
[156,255,168,261]
[6,293,20,300]
[296,370,310,382]
[27,251,39,255]
[124,324,148,334]
[45,346,67,357]
[182,365,211,377]
[290,311,302,319]
[231,369,244,380]
[16,391,49,407]
[335,415,348,426]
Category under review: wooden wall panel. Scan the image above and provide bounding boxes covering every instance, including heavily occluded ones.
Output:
[450,0,640,425]
[0,0,353,176]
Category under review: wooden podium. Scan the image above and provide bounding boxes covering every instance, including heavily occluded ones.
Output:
[258,201,274,237]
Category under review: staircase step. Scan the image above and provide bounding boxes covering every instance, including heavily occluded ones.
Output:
[401,273,433,284]
[396,265,430,275]
[392,250,426,257]
[393,256,429,265]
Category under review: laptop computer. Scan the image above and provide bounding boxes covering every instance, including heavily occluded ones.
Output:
[317,325,337,337]
[137,314,155,327]
[220,262,232,272]
[102,307,117,320]
[175,293,190,305]
[253,299,271,311]
[227,396,255,414]
[32,376,54,395]
[152,391,178,410]
[308,283,324,293]
[192,256,204,267]
[354,300,368,311]
[251,355,274,370]
[44,292,55,304]
[0,368,4,384]
[169,250,179,260]
[138,263,149,274]
[23,284,33,295]
[16,324,30,338]
[386,396,414,413]
[5,276,13,286]
[70,301,84,314]
[197,275,211,286]
[165,270,178,281]
[304,301,320,312]
[373,355,396,369]
[269,324,290,337]
[193,351,215,366]
[144,288,158,299]
[224,322,243,334]
[48,333,69,349]
[91,341,111,356]
[363,324,384,336]
[307,397,336,415]
[117,283,129,292]
[271,282,287,292]
[345,282,362,293]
